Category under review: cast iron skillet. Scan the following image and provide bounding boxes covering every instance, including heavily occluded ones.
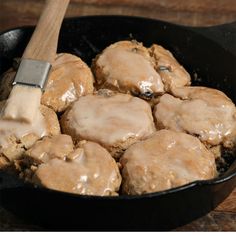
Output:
[0,16,235,231]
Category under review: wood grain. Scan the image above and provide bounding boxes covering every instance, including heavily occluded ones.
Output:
[176,211,236,231]
[216,188,236,213]
[0,0,235,32]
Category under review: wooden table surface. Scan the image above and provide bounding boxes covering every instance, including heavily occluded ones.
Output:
[0,0,236,232]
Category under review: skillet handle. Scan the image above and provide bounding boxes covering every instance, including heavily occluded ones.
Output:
[186,21,236,56]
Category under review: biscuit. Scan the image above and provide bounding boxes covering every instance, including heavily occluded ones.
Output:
[41,53,94,112]
[33,140,122,196]
[149,44,191,91]
[0,101,60,168]
[154,86,236,147]
[61,90,156,159]
[120,129,217,195]
[92,40,164,99]
[0,53,94,112]
[23,134,74,165]
[92,41,191,100]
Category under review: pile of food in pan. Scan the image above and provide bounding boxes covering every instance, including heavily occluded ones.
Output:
[0,40,235,196]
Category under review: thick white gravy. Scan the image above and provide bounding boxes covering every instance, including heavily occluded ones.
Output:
[33,141,121,196]
[62,92,156,147]
[97,46,164,94]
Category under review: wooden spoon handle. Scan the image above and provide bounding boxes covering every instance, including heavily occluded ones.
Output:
[22,0,70,63]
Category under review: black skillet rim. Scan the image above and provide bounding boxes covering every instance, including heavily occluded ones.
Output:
[0,15,236,200]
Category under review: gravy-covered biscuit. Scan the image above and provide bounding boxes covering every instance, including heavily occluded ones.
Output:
[33,141,121,196]
[0,53,94,112]
[92,41,164,99]
[24,134,74,165]
[41,53,94,112]
[92,41,191,100]
[0,101,60,168]
[120,129,217,195]
[61,90,156,158]
[154,87,236,147]
[149,44,191,91]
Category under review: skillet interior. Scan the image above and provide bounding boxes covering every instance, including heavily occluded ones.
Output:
[0,16,235,230]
